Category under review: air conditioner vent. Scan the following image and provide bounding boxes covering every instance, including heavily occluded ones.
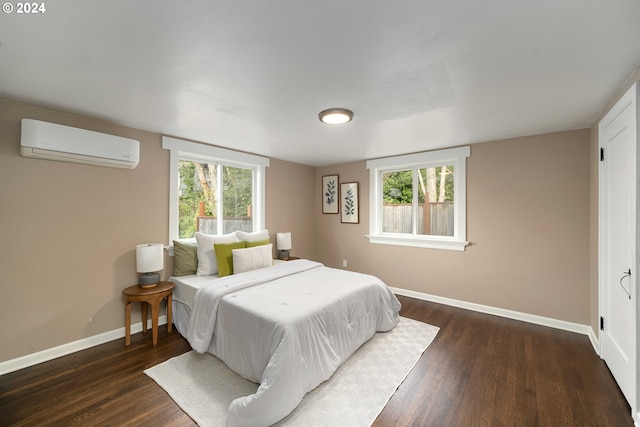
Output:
[20,119,140,169]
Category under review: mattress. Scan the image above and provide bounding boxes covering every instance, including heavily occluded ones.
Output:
[169,274,215,335]
[170,273,217,309]
[169,260,286,335]
[182,259,401,426]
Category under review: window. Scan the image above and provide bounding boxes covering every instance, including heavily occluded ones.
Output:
[163,137,269,242]
[177,160,254,238]
[366,146,470,251]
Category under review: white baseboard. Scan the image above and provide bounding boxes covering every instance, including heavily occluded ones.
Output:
[587,328,600,356]
[0,315,167,376]
[392,287,600,354]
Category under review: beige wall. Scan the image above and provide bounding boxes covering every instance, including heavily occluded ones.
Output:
[0,99,315,362]
[315,130,591,324]
[265,158,316,260]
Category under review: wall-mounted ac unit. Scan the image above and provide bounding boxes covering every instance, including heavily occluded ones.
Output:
[20,119,140,169]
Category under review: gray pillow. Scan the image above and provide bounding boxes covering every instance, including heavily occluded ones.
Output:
[173,239,198,276]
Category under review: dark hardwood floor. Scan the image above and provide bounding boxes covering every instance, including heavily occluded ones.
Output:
[0,296,632,426]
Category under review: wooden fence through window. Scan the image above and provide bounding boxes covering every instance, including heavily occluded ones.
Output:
[196,201,252,234]
[382,203,454,236]
[197,217,253,234]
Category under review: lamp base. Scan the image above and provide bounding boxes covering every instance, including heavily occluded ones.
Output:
[277,249,290,259]
[138,272,160,288]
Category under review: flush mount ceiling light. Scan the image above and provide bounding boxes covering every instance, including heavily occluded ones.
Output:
[318,108,354,125]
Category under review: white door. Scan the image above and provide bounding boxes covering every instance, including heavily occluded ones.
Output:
[599,82,637,418]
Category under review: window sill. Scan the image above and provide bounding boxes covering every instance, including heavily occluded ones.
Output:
[366,234,469,251]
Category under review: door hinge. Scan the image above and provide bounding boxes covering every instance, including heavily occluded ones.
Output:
[600,147,604,161]
[600,316,604,331]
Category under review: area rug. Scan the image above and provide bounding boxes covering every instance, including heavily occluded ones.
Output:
[144,316,439,427]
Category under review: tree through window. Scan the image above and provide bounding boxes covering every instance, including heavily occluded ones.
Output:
[163,136,269,243]
[178,160,254,238]
[366,146,469,251]
[382,166,454,236]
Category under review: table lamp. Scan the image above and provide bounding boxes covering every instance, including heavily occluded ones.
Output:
[276,232,292,259]
[136,243,163,288]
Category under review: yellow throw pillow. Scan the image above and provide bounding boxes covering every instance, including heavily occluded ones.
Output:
[214,241,247,277]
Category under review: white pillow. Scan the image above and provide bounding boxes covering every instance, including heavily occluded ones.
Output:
[195,232,240,276]
[236,229,270,242]
[233,244,273,274]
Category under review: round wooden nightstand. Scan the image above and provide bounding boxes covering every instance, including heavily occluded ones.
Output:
[122,281,174,346]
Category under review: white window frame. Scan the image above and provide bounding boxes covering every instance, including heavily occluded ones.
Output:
[366,146,470,251]
[162,136,270,243]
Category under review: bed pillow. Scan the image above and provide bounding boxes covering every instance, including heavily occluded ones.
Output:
[245,238,271,248]
[172,238,198,277]
[195,232,240,276]
[214,241,248,277]
[236,229,270,242]
[233,244,273,275]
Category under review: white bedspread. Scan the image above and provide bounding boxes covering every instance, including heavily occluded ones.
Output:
[186,259,401,427]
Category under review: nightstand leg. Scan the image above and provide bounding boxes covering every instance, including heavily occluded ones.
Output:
[125,301,131,346]
[141,302,148,334]
[151,301,159,345]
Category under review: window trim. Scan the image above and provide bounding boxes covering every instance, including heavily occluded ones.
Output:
[366,146,470,251]
[162,136,270,243]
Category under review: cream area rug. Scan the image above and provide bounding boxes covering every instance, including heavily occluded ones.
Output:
[144,317,439,427]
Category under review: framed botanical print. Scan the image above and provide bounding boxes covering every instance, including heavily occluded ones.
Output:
[322,175,339,214]
[340,182,359,224]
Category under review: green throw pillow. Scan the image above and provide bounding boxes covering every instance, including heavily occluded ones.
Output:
[245,238,270,248]
[173,239,198,277]
[214,241,247,277]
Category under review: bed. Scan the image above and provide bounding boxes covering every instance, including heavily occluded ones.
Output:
[169,234,400,427]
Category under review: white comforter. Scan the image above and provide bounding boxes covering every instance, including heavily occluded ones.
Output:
[186,259,401,427]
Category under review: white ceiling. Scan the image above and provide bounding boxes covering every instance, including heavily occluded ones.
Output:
[1,1,639,166]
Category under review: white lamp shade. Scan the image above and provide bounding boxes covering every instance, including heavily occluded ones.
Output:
[276,232,292,250]
[136,243,164,273]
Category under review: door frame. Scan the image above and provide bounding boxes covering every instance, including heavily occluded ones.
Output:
[598,82,638,424]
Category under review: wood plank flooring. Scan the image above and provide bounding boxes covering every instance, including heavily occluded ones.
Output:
[0,295,632,426]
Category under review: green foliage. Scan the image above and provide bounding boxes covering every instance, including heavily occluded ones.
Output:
[178,161,204,238]
[383,170,413,204]
[382,166,454,205]
[177,160,253,238]
[222,166,252,218]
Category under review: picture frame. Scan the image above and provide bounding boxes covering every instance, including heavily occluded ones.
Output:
[322,175,339,214]
[340,182,359,224]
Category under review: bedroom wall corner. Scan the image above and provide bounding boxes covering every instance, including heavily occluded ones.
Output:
[314,130,591,326]
[265,158,316,260]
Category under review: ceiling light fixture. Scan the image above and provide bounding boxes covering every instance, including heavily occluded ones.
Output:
[318,108,354,125]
